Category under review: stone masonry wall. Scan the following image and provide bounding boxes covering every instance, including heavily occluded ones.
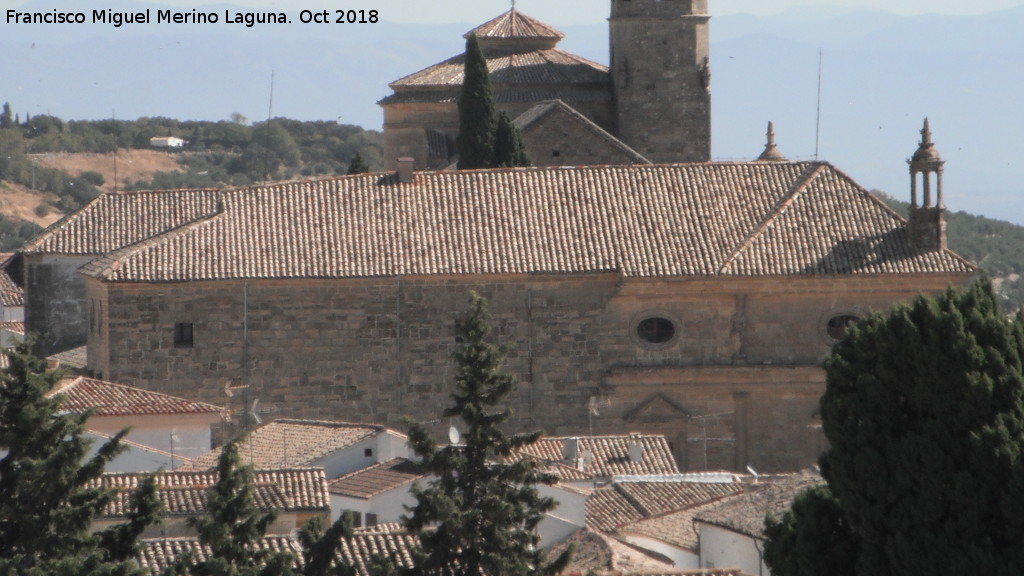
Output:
[520,112,646,167]
[382,96,615,170]
[610,0,712,163]
[26,254,95,355]
[88,272,969,472]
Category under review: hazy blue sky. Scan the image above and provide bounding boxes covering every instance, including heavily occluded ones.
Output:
[4,0,1024,24]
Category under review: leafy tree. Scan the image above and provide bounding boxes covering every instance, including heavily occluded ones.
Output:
[168,438,298,576]
[0,341,160,575]
[346,152,369,175]
[766,278,1024,576]
[456,35,497,170]
[493,112,530,168]
[402,292,573,576]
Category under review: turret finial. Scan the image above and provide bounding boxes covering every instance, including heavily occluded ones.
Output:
[920,117,932,145]
[757,121,787,162]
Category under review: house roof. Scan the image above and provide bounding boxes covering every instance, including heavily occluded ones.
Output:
[550,529,753,576]
[77,163,971,284]
[514,100,651,165]
[95,468,330,518]
[137,528,420,576]
[329,458,425,499]
[47,346,88,371]
[518,435,679,478]
[619,497,736,551]
[385,48,608,92]
[21,188,222,255]
[586,477,743,534]
[466,9,564,43]
[48,376,222,417]
[182,419,398,471]
[0,266,22,307]
[0,321,24,335]
[694,470,824,539]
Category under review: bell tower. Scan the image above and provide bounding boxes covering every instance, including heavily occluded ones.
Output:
[609,0,711,163]
[907,118,947,252]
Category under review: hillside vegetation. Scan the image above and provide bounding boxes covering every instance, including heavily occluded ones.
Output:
[877,192,1024,313]
[0,111,383,213]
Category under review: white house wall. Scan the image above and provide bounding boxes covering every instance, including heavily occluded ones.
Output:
[315,432,409,479]
[86,413,216,461]
[697,523,767,576]
[330,483,418,525]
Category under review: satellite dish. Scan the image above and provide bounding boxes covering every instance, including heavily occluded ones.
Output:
[448,426,461,445]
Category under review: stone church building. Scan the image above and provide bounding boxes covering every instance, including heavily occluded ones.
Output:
[12,1,976,473]
[381,0,710,169]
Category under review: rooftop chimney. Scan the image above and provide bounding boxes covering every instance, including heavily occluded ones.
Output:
[396,157,415,183]
[563,437,580,462]
[628,433,644,463]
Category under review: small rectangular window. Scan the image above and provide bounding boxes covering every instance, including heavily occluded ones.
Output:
[366,513,378,527]
[364,448,373,458]
[174,322,194,348]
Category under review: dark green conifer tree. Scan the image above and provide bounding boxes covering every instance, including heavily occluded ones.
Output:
[456,35,497,170]
[493,112,531,168]
[0,103,13,130]
[297,512,356,576]
[346,152,370,175]
[0,341,160,575]
[765,278,1024,576]
[169,438,298,576]
[763,484,857,576]
[402,292,573,576]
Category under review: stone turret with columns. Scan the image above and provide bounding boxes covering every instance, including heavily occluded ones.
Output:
[908,118,947,252]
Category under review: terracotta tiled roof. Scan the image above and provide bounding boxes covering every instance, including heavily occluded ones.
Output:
[586,478,742,533]
[78,164,974,284]
[137,528,420,576]
[0,321,24,335]
[48,376,222,417]
[0,266,22,307]
[47,346,88,370]
[0,290,22,308]
[183,420,396,471]
[387,48,608,90]
[694,470,824,539]
[620,498,733,551]
[551,529,686,575]
[22,188,222,255]
[95,468,330,518]
[514,100,651,165]
[466,9,564,42]
[380,86,611,106]
[329,458,425,499]
[519,435,679,479]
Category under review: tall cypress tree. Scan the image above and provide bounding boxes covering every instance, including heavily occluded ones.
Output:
[0,341,159,575]
[456,35,497,170]
[765,277,1024,576]
[493,112,531,168]
[169,438,298,576]
[346,152,370,175]
[402,292,572,576]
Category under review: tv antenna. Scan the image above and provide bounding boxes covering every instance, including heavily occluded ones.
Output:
[262,70,275,182]
[814,48,823,160]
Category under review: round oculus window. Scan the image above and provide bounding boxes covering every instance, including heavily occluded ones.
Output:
[826,314,860,341]
[636,317,676,344]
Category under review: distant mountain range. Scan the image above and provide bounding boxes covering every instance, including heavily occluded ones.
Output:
[3,1,1022,223]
